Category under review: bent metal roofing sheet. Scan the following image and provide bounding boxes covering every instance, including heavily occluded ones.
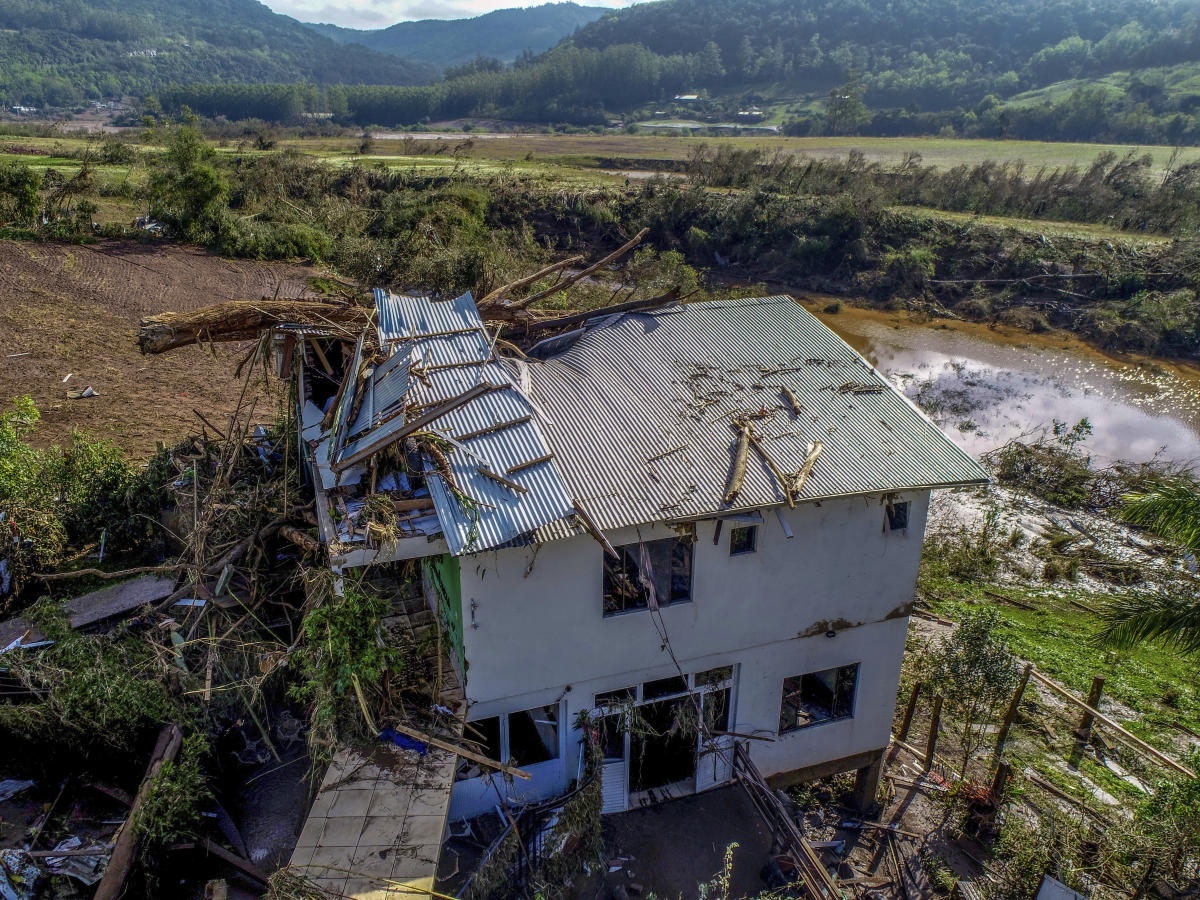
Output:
[348,290,575,556]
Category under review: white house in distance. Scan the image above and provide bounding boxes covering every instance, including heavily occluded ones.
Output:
[294,290,987,823]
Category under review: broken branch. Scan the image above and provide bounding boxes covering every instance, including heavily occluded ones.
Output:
[508,228,650,310]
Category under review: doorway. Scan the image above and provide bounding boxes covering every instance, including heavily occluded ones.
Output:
[597,665,738,812]
[630,695,697,794]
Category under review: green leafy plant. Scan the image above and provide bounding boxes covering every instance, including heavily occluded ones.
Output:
[929,607,1018,776]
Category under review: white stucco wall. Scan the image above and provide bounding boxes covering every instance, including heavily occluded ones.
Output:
[447,490,928,820]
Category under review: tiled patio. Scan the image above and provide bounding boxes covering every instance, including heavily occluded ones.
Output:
[288,741,458,898]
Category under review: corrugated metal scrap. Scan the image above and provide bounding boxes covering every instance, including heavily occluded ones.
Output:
[329,290,576,556]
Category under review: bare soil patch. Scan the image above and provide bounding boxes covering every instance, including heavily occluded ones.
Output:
[0,239,321,458]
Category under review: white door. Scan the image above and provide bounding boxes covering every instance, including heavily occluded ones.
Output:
[601,758,629,813]
[695,734,734,793]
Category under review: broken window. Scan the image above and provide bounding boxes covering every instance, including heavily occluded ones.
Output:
[642,675,689,700]
[729,524,757,555]
[694,665,734,688]
[597,715,626,762]
[778,664,859,733]
[886,501,910,531]
[703,687,731,732]
[508,704,559,766]
[594,686,635,710]
[456,715,502,781]
[602,536,693,616]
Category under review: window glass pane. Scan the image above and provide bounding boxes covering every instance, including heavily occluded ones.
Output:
[643,675,688,700]
[508,704,559,766]
[695,665,733,687]
[595,687,635,709]
[457,716,501,781]
[779,664,859,733]
[603,537,693,616]
[729,525,757,555]
[887,501,910,531]
[833,664,859,718]
[704,687,731,732]
[597,714,625,762]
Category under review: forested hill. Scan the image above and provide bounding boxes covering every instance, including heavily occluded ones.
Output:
[0,0,436,108]
[569,0,1200,111]
[307,3,607,69]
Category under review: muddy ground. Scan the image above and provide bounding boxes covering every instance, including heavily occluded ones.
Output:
[0,239,321,458]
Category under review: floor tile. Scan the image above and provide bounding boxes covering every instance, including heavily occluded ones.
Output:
[319,815,366,848]
[328,789,374,818]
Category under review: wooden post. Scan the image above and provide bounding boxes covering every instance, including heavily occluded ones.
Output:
[994,663,1032,759]
[991,761,1012,800]
[1077,675,1105,743]
[897,681,921,743]
[924,695,943,771]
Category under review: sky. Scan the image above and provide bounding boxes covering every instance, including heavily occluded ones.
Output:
[263,0,640,29]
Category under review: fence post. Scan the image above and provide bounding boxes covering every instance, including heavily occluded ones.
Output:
[897,680,921,743]
[994,663,1032,759]
[925,695,943,771]
[1077,675,1105,743]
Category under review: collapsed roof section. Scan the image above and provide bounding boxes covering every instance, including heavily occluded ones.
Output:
[305,290,575,558]
[297,291,986,565]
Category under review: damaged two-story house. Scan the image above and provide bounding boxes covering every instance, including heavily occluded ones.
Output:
[292,290,987,823]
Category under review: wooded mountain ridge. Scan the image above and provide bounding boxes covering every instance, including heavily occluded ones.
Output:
[305,3,607,69]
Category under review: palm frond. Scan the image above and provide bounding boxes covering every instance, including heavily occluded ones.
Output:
[1097,592,1200,654]
[1118,480,1200,552]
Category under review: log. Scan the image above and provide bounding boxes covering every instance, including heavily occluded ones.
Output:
[724,424,750,504]
[477,255,584,307]
[36,564,183,582]
[506,227,650,310]
[516,287,683,336]
[93,724,183,900]
[279,524,321,554]
[138,300,372,355]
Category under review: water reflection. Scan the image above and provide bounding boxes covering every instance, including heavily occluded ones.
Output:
[819,308,1200,466]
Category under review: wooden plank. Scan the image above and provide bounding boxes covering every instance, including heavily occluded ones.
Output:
[1,575,176,649]
[454,415,533,442]
[1029,669,1192,777]
[506,453,555,475]
[382,720,532,780]
[572,499,618,559]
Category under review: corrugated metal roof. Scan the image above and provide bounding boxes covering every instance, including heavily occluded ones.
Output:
[524,296,987,540]
[343,291,575,556]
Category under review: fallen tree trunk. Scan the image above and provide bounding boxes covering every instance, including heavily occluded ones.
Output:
[138,300,373,355]
[93,724,183,900]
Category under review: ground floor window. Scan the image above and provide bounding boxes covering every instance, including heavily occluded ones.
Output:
[779,663,859,733]
[456,702,560,780]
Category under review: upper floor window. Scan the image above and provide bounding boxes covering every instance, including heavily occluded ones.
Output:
[779,663,859,733]
[729,524,757,555]
[603,536,693,617]
[886,501,910,531]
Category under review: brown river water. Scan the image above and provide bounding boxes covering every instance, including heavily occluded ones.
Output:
[798,298,1200,467]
